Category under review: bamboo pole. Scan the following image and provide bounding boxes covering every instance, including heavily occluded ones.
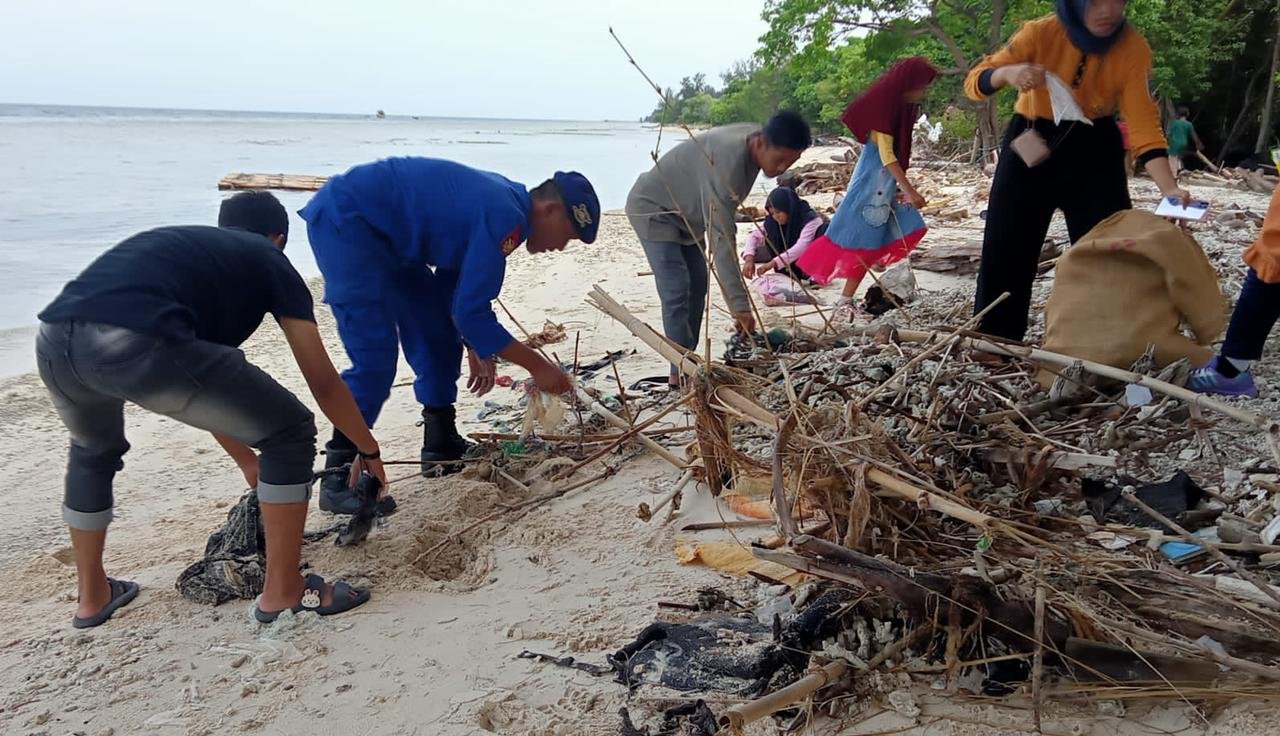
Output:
[575,386,687,470]
[881,328,1280,437]
[716,661,846,733]
[1032,562,1047,734]
[647,467,696,519]
[716,625,932,734]
[467,427,693,443]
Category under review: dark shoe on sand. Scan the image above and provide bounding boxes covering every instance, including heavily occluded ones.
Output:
[72,578,139,629]
[253,573,370,623]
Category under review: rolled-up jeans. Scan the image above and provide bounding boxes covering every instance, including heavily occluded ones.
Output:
[36,321,317,531]
[640,240,709,375]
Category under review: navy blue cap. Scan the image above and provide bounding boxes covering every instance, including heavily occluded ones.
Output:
[553,171,600,244]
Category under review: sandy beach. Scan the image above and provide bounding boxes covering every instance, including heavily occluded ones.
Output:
[2,147,1279,736]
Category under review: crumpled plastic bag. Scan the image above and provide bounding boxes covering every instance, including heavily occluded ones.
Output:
[1045,72,1093,126]
[522,390,566,436]
[751,272,817,306]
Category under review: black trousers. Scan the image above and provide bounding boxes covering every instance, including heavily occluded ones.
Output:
[974,115,1132,340]
[1222,268,1280,361]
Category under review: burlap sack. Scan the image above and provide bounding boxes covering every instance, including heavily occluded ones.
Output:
[1041,210,1227,384]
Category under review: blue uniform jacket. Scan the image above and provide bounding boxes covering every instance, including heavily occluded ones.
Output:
[299,157,530,358]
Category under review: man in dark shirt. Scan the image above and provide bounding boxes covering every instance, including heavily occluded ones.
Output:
[37,191,386,628]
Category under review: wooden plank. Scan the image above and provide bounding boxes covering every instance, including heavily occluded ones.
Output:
[217,173,329,192]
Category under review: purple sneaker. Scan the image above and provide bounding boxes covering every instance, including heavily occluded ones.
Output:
[1188,362,1258,398]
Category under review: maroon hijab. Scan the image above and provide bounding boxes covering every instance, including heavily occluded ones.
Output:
[840,56,939,170]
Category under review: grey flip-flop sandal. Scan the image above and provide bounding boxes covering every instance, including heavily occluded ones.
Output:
[72,578,140,629]
[253,573,370,624]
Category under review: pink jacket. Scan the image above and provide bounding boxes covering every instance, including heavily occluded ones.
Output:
[740,217,823,269]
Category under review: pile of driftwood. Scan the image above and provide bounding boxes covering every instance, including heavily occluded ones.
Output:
[585,285,1280,733]
[1184,166,1278,194]
[778,159,857,197]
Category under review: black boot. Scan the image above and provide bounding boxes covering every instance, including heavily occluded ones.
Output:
[319,429,397,515]
[421,405,472,476]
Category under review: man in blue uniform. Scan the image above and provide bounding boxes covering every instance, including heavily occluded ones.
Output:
[300,158,598,511]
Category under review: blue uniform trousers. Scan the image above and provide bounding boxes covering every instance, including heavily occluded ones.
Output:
[306,210,463,426]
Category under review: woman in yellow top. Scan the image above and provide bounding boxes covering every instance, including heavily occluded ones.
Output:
[965,0,1190,341]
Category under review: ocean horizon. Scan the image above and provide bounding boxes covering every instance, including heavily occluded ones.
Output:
[0,104,665,346]
[0,101,648,124]
[0,103,676,377]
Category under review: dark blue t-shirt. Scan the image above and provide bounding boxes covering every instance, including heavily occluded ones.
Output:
[39,225,315,347]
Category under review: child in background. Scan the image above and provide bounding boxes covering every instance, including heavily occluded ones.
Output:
[796,57,939,317]
[1167,107,1203,179]
[1189,186,1280,397]
[740,187,828,284]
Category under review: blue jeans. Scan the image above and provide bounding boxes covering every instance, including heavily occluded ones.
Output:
[640,240,709,374]
[36,321,317,530]
[1222,268,1280,361]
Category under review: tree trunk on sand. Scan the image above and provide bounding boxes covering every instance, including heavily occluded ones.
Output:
[1254,10,1280,155]
[978,99,1001,161]
[1222,64,1269,164]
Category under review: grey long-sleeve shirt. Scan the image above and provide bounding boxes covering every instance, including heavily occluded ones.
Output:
[626,124,760,313]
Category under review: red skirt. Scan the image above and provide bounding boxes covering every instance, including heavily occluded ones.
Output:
[797,228,927,284]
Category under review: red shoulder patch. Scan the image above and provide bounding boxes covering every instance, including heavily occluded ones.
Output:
[499,226,523,257]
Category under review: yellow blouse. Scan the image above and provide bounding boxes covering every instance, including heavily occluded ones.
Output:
[965,14,1167,159]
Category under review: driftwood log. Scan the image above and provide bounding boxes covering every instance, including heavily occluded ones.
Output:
[217,172,328,191]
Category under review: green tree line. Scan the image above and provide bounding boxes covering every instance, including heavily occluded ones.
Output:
[645,0,1280,162]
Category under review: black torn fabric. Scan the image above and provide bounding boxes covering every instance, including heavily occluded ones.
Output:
[618,700,719,736]
[176,490,266,605]
[863,285,899,316]
[1082,471,1206,531]
[610,616,787,695]
[608,589,857,696]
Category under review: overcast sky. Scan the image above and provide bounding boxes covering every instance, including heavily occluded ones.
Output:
[0,0,769,120]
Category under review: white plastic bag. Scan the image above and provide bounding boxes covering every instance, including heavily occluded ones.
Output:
[522,391,566,436]
[751,273,816,306]
[1044,72,1093,126]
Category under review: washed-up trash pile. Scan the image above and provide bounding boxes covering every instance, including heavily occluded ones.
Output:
[567,284,1280,735]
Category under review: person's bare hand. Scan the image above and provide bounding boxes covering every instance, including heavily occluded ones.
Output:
[732,311,757,335]
[1001,63,1046,92]
[349,455,387,495]
[1163,186,1193,207]
[531,361,572,395]
[741,257,755,279]
[466,350,496,396]
[903,187,927,209]
[755,263,774,277]
[1159,188,1198,230]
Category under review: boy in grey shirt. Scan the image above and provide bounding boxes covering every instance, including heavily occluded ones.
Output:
[627,112,810,385]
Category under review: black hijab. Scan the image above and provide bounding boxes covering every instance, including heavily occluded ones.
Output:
[762,187,819,255]
[1056,0,1127,55]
